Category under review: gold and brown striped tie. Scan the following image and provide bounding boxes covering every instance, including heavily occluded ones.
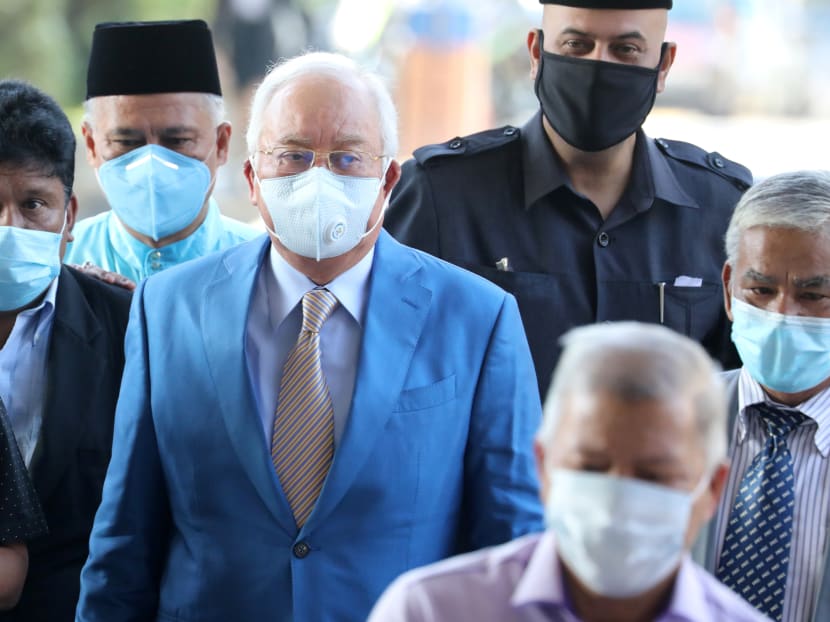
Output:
[271,288,339,528]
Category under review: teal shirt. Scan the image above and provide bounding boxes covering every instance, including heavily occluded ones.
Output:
[65,200,259,282]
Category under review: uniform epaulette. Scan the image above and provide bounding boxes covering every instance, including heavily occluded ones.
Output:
[654,138,752,191]
[413,126,521,165]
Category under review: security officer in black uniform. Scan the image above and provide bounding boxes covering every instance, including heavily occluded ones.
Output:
[386,0,752,397]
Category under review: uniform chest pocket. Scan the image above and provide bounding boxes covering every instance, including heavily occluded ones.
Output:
[394,374,456,412]
[663,283,724,337]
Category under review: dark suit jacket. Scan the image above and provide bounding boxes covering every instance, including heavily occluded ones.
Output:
[693,369,830,621]
[0,266,131,622]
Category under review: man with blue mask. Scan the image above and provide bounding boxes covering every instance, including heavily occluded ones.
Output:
[693,171,830,622]
[369,322,770,621]
[76,52,543,622]
[65,19,258,284]
[386,0,753,399]
[0,79,131,622]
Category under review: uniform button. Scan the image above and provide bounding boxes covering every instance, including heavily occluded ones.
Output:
[709,153,725,168]
[150,262,161,270]
[503,127,517,136]
[449,139,463,149]
[597,232,610,247]
[152,250,162,259]
[656,138,668,149]
[293,542,310,559]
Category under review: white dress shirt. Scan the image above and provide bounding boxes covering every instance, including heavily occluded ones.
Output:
[714,367,830,622]
[0,277,59,466]
[245,245,373,451]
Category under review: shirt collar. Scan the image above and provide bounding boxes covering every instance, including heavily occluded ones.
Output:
[662,555,709,622]
[267,245,374,328]
[737,367,830,457]
[13,274,59,347]
[511,531,572,612]
[107,197,223,265]
[521,110,698,212]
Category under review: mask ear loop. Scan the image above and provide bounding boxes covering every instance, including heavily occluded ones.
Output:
[359,159,392,242]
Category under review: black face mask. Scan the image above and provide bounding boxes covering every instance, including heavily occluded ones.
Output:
[533,31,666,152]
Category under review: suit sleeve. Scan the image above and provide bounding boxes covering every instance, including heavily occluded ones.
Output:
[384,159,441,256]
[461,293,544,551]
[76,280,171,621]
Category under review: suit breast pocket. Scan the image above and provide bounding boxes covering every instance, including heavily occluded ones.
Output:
[394,374,456,413]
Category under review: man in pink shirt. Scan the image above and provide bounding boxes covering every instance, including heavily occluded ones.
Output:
[369,322,769,622]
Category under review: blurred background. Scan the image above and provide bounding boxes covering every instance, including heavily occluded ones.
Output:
[0,0,827,223]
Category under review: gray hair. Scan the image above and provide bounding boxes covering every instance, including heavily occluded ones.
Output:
[725,170,830,266]
[82,93,226,128]
[538,322,728,471]
[245,51,398,158]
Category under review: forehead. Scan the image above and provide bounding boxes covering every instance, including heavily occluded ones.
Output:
[542,6,668,39]
[0,163,64,194]
[89,92,214,130]
[258,74,381,149]
[736,226,830,272]
[552,389,700,461]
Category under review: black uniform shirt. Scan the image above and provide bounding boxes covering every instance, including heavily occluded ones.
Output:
[387,111,752,397]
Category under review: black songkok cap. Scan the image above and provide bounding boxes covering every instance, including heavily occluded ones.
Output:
[539,0,672,8]
[86,19,222,99]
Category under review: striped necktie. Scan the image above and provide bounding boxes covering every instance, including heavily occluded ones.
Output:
[271,288,339,528]
[716,402,807,621]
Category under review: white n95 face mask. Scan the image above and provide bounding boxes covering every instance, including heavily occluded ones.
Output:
[545,469,701,598]
[254,165,385,261]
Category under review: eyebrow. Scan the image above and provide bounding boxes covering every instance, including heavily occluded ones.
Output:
[107,126,198,138]
[559,27,646,42]
[741,269,776,284]
[272,134,371,150]
[794,275,830,289]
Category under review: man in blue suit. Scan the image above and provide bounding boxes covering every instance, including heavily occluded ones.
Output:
[76,52,544,622]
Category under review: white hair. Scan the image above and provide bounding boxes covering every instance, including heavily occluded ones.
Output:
[245,51,398,158]
[538,322,728,472]
[725,170,830,266]
[82,93,226,128]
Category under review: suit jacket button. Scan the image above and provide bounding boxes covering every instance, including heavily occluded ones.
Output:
[293,542,310,558]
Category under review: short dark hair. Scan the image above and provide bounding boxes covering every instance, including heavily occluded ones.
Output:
[0,80,75,199]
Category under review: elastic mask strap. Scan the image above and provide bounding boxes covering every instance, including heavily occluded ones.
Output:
[359,161,392,242]
[250,157,282,240]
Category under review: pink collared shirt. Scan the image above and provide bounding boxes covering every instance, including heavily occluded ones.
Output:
[368,532,770,622]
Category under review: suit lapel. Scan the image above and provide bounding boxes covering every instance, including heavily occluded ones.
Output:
[306,232,432,530]
[201,237,296,535]
[34,267,105,502]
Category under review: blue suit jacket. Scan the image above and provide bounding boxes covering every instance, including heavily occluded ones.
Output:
[76,232,544,622]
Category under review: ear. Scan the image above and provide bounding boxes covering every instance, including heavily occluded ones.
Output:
[381,159,402,201]
[527,28,543,81]
[722,261,734,321]
[65,193,79,242]
[243,157,258,205]
[656,41,677,94]
[702,461,730,521]
[81,122,99,167]
[533,438,550,506]
[215,122,232,167]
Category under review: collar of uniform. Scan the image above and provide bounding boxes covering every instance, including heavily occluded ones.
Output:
[521,110,571,210]
[522,110,698,212]
[267,244,374,329]
[106,196,223,267]
[737,366,830,457]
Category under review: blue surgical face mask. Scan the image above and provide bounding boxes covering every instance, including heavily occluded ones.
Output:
[0,215,65,312]
[97,144,213,242]
[731,296,830,393]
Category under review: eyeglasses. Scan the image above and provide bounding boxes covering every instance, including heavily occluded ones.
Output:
[256,147,388,177]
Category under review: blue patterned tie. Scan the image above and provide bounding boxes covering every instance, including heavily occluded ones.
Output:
[271,288,339,528]
[716,402,807,621]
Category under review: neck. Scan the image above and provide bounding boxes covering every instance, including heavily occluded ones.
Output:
[563,563,677,622]
[543,116,636,220]
[764,376,830,408]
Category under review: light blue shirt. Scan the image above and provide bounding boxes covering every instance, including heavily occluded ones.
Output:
[64,199,258,282]
[245,244,373,450]
[0,277,59,465]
